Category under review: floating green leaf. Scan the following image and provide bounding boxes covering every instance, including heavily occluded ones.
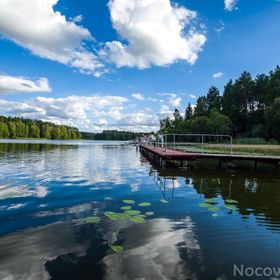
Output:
[225,204,237,211]
[225,199,238,204]
[122,199,135,204]
[145,212,154,216]
[129,215,146,223]
[137,214,147,218]
[104,197,113,201]
[105,211,128,220]
[82,216,101,223]
[160,199,169,204]
[139,202,151,207]
[124,210,141,216]
[198,202,213,208]
[111,245,123,253]
[207,206,220,212]
[120,206,132,211]
[204,198,217,204]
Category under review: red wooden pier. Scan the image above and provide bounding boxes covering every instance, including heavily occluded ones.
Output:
[139,144,280,168]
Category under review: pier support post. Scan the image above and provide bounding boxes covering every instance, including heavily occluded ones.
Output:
[254,160,258,171]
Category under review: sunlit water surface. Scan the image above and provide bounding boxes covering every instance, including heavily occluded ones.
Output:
[0,140,280,280]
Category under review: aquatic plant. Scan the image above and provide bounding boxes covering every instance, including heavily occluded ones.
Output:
[160,199,169,204]
[129,215,146,223]
[124,210,141,216]
[120,206,132,211]
[105,211,128,220]
[204,198,217,204]
[224,204,237,211]
[82,216,101,223]
[198,202,220,212]
[198,202,213,208]
[207,206,220,212]
[139,202,151,207]
[225,199,238,204]
[122,199,135,204]
[136,214,147,218]
[145,212,154,216]
[111,245,123,253]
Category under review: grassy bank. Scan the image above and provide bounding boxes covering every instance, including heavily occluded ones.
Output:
[177,144,280,156]
[198,144,280,156]
[0,138,82,140]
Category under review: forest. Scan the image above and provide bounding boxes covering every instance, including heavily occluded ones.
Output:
[0,116,81,140]
[0,117,141,141]
[160,66,280,142]
[81,130,142,141]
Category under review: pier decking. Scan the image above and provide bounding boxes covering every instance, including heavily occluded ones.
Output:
[139,144,280,166]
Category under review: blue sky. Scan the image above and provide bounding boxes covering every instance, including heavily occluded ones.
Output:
[0,0,279,132]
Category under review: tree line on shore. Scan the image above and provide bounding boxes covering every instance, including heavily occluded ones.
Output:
[81,130,142,141]
[0,117,142,141]
[160,66,280,142]
[0,116,81,140]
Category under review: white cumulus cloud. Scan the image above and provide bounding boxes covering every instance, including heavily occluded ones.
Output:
[212,72,224,79]
[157,92,182,108]
[132,93,144,100]
[0,94,162,132]
[0,74,51,94]
[0,0,105,77]
[114,112,158,128]
[0,0,207,75]
[224,0,237,11]
[72,15,83,23]
[167,93,181,107]
[102,0,206,69]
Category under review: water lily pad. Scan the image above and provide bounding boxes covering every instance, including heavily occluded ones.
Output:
[104,197,113,200]
[111,245,123,253]
[160,199,169,204]
[204,198,217,204]
[207,206,220,212]
[225,199,238,204]
[124,210,141,216]
[139,202,151,207]
[145,212,154,216]
[198,202,213,208]
[120,206,132,211]
[122,199,135,204]
[105,211,128,220]
[136,214,147,218]
[225,204,237,211]
[129,215,146,223]
[82,216,101,223]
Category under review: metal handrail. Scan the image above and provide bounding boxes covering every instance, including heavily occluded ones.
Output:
[161,134,233,156]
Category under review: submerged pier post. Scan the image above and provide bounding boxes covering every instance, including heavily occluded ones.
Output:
[254,160,258,171]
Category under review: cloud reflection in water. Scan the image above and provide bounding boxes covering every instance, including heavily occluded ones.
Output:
[102,217,201,280]
[0,222,87,280]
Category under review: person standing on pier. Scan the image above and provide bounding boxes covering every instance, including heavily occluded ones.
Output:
[158,134,164,148]
[150,134,156,146]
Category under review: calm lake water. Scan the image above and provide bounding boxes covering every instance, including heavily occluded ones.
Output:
[0,140,279,280]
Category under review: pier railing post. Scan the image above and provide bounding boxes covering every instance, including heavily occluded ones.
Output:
[159,133,233,156]
[201,135,204,155]
[230,136,233,156]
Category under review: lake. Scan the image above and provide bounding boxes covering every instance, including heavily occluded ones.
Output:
[0,140,279,280]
